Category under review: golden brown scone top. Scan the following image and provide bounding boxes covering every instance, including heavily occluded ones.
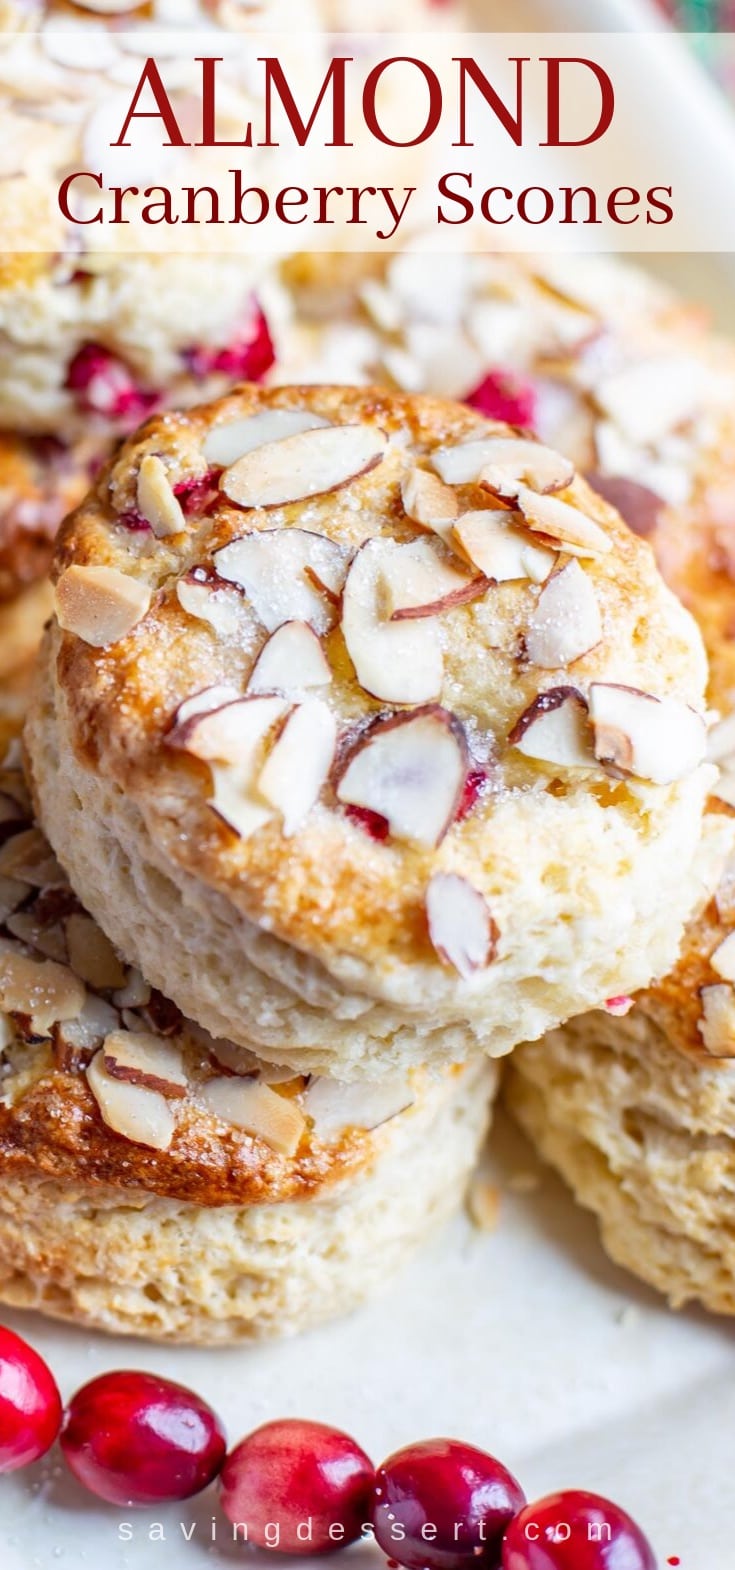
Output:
[0,735,430,1204]
[48,383,709,990]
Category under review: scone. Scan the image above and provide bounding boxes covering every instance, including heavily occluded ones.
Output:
[506,430,735,1315]
[26,382,715,1079]
[0,735,494,1343]
[0,432,99,677]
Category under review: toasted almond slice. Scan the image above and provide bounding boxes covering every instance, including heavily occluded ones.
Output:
[336,706,468,848]
[0,948,86,1033]
[0,828,64,887]
[55,994,120,1057]
[213,529,351,635]
[698,983,735,1057]
[711,932,735,983]
[220,424,385,510]
[72,0,143,11]
[176,571,244,638]
[341,540,444,704]
[426,872,498,979]
[112,968,152,1010]
[168,695,288,841]
[248,622,332,695]
[595,357,708,445]
[525,560,602,669]
[102,1030,188,1098]
[379,537,485,620]
[509,687,594,769]
[172,684,241,729]
[64,914,127,990]
[589,684,707,784]
[136,455,185,539]
[0,877,32,924]
[512,488,612,558]
[303,1077,414,1139]
[6,910,67,965]
[257,699,337,836]
[203,409,328,469]
[452,511,555,583]
[432,436,574,494]
[401,468,459,534]
[87,1049,175,1149]
[54,565,151,647]
[199,1076,306,1156]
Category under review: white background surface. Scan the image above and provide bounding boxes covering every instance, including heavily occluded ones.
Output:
[3,3,735,1565]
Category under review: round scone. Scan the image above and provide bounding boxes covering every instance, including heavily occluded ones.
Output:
[0,737,494,1343]
[26,384,714,1078]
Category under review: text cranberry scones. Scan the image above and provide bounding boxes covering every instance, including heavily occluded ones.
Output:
[25,384,716,1078]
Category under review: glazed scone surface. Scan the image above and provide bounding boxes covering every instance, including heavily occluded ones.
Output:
[27,382,714,1076]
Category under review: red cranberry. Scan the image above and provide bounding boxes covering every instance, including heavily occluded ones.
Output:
[65,343,159,425]
[466,369,536,430]
[60,1370,226,1506]
[173,468,222,516]
[501,1490,656,1570]
[373,1438,526,1570]
[344,804,390,841]
[0,1326,62,1471]
[219,1418,374,1555]
[183,304,274,382]
[116,510,152,534]
[456,766,489,822]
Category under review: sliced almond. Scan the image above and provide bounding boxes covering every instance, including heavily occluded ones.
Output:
[172,684,241,729]
[589,684,706,785]
[711,931,735,983]
[54,994,120,1059]
[509,687,594,769]
[87,1049,175,1150]
[220,424,385,510]
[102,1030,188,1098]
[168,695,287,841]
[524,561,602,669]
[432,436,574,494]
[213,529,351,635]
[199,1076,306,1156]
[401,468,459,534]
[595,357,708,446]
[512,488,612,558]
[0,829,64,888]
[380,537,486,620]
[341,540,444,704]
[698,983,735,1058]
[202,409,327,469]
[257,699,337,836]
[54,565,151,648]
[0,879,35,926]
[176,571,244,638]
[112,968,152,1010]
[248,622,332,695]
[7,910,68,965]
[303,1077,414,1139]
[426,872,498,979]
[0,948,86,1034]
[64,914,127,991]
[136,455,185,539]
[336,706,468,848]
[452,511,555,584]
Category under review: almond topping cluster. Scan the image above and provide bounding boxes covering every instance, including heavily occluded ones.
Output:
[0,745,416,1154]
[53,411,708,983]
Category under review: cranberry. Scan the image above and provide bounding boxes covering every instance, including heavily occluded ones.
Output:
[219,1418,374,1555]
[183,304,275,383]
[456,766,489,821]
[116,510,152,534]
[501,1490,656,1570]
[173,468,222,516]
[60,1370,226,1506]
[65,343,159,425]
[373,1439,526,1570]
[0,1326,62,1471]
[344,804,390,841]
[466,369,536,429]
